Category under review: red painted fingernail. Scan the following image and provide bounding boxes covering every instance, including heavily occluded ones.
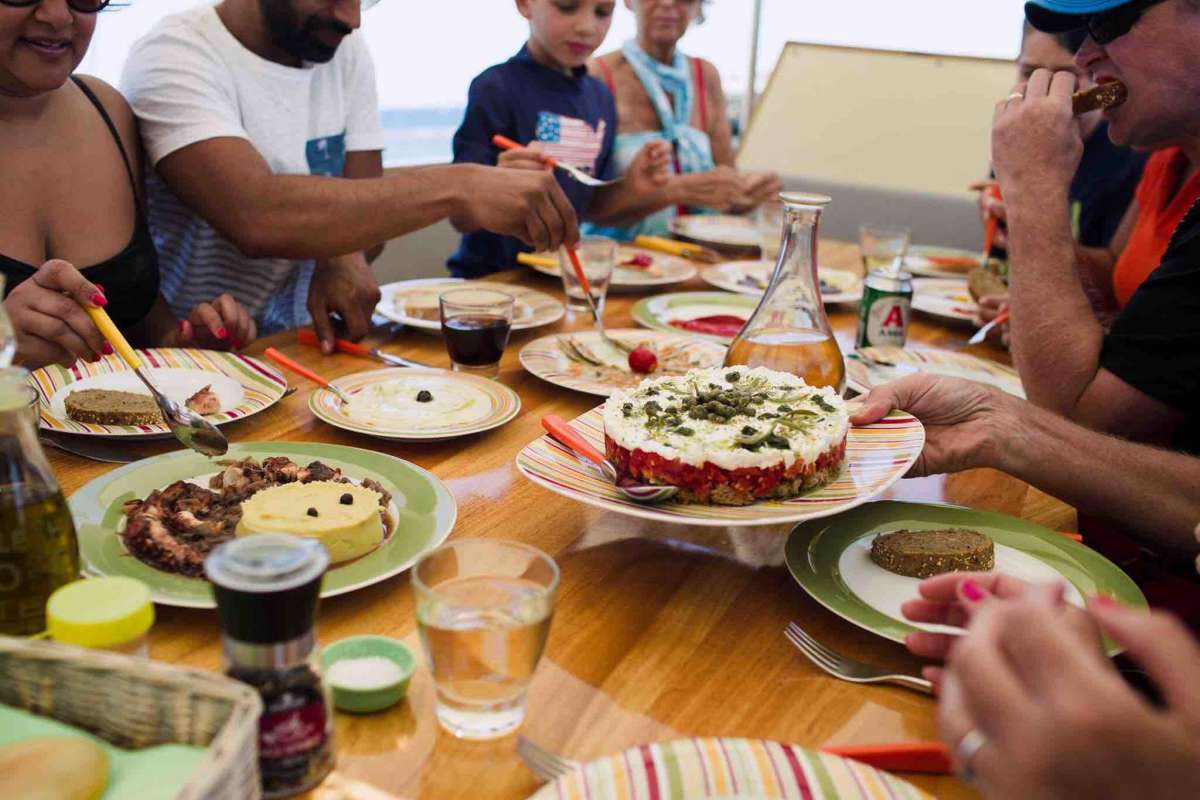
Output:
[232,338,243,350]
[217,327,229,340]
[1092,594,1118,608]
[92,292,107,307]
[101,342,113,355]
[961,579,987,602]
[94,283,105,292]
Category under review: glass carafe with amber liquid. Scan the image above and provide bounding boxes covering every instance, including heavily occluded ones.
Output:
[0,368,78,636]
[725,193,846,392]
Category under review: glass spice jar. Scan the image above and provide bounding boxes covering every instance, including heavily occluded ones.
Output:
[205,534,334,798]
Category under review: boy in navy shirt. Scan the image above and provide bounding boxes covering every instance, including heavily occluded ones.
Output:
[448,0,671,278]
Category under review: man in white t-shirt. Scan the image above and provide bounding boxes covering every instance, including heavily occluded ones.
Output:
[121,0,577,348]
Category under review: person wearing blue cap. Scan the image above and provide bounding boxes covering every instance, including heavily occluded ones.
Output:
[993,0,1200,457]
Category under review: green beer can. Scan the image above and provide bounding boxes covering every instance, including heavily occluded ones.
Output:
[856,269,914,348]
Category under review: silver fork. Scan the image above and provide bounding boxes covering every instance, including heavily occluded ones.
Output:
[784,621,933,695]
[516,735,582,783]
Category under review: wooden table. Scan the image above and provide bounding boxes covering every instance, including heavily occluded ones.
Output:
[48,241,1073,800]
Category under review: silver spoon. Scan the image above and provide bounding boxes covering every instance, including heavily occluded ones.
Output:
[85,307,228,457]
[541,414,677,504]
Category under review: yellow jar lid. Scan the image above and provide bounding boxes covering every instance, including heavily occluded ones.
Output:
[47,577,154,648]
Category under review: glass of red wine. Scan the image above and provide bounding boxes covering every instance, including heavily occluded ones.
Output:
[439,288,515,378]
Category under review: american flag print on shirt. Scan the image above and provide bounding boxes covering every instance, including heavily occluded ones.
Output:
[535,111,606,173]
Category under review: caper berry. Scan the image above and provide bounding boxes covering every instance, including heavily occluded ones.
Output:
[416,390,433,403]
[741,425,758,436]
[339,493,354,505]
[725,371,740,382]
[675,427,695,436]
[306,507,319,517]
[766,434,790,449]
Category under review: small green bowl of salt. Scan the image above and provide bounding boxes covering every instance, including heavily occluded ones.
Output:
[321,635,416,714]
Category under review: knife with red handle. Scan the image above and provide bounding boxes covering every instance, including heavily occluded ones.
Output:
[821,741,952,774]
[296,328,428,368]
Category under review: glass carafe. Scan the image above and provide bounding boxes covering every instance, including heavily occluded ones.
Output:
[725,192,846,393]
[0,368,79,636]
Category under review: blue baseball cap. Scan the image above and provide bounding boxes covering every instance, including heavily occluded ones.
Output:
[1025,0,1134,32]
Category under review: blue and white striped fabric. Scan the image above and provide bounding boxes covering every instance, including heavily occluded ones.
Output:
[583,40,715,241]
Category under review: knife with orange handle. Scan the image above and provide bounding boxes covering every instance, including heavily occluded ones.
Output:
[295,328,427,368]
[542,414,607,467]
[264,346,351,405]
[821,742,952,775]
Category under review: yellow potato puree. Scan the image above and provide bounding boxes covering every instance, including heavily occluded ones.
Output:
[236,481,383,563]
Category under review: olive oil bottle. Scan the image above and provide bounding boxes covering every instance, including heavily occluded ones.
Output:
[0,369,78,636]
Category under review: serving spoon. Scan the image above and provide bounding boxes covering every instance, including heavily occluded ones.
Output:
[84,307,228,457]
[541,414,677,504]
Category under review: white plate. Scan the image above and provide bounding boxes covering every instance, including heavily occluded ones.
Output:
[701,259,863,304]
[669,214,759,248]
[912,278,977,323]
[376,278,563,332]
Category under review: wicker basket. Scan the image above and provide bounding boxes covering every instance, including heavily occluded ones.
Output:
[0,634,263,800]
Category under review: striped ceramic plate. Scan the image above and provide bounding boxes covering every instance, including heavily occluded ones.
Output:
[309,367,520,441]
[847,346,1024,399]
[527,738,931,800]
[911,279,977,323]
[376,278,564,331]
[31,348,287,438]
[700,260,864,305]
[526,246,698,288]
[515,407,924,526]
[520,330,726,397]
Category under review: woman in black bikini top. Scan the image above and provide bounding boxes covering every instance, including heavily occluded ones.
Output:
[0,0,256,368]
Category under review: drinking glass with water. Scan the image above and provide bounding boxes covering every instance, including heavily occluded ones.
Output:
[413,539,559,740]
[858,225,911,274]
[557,236,616,315]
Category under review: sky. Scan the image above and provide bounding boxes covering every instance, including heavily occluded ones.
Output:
[80,0,1029,109]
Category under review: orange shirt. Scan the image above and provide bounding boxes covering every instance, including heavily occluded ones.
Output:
[1112,147,1200,307]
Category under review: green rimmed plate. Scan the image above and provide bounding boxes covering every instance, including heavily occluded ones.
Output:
[631,291,758,344]
[70,442,457,608]
[30,348,287,438]
[785,501,1145,647]
[309,367,520,441]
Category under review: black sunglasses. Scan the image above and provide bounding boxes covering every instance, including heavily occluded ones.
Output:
[0,0,124,12]
[1083,0,1167,45]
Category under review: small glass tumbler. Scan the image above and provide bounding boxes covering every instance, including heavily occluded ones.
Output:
[859,224,912,274]
[439,288,514,379]
[558,236,616,314]
[413,539,560,740]
[757,198,785,264]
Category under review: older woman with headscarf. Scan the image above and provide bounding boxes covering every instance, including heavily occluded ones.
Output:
[587,0,780,240]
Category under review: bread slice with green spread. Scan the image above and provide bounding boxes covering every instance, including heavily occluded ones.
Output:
[64,389,164,426]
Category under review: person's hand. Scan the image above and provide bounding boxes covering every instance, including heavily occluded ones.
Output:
[673,165,751,211]
[307,252,381,353]
[936,588,1200,799]
[731,171,783,212]
[850,374,1010,476]
[5,259,109,368]
[497,140,552,173]
[992,69,1084,208]
[625,140,672,192]
[974,295,1011,348]
[901,573,1096,686]
[454,164,580,253]
[162,293,256,352]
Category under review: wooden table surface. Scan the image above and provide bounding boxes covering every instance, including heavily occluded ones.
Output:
[48,240,1073,800]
